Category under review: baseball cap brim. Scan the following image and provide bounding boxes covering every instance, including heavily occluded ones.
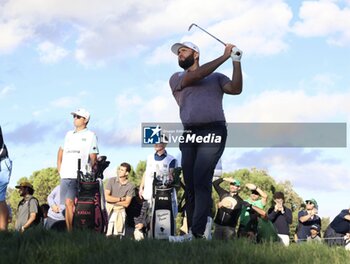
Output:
[171,42,200,55]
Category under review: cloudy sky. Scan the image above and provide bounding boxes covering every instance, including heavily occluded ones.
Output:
[1,0,349,219]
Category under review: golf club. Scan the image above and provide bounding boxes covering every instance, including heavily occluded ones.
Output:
[188,23,241,56]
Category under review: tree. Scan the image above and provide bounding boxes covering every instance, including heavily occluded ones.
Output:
[29,167,60,204]
[128,160,146,187]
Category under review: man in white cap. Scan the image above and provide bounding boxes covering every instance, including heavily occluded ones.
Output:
[169,41,243,239]
[57,108,99,231]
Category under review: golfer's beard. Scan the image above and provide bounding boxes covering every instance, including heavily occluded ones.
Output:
[179,56,195,70]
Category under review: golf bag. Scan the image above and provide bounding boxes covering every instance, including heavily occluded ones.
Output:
[151,172,177,239]
[73,156,110,233]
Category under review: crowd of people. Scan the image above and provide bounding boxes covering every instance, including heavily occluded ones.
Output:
[1,41,349,251]
[1,120,349,249]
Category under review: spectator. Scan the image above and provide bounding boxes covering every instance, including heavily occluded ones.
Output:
[267,192,293,246]
[238,183,268,237]
[212,177,243,240]
[40,204,49,226]
[57,108,99,231]
[307,224,322,243]
[45,185,66,230]
[324,207,350,247]
[15,182,39,232]
[105,162,135,238]
[133,197,150,241]
[139,140,177,224]
[297,198,321,243]
[0,126,12,231]
[243,202,278,243]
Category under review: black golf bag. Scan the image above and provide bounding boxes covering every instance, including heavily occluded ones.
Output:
[151,173,176,239]
[73,156,109,233]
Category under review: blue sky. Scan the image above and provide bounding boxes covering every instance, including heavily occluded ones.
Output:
[1,0,349,219]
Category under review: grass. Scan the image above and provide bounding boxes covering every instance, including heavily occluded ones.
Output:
[0,229,349,264]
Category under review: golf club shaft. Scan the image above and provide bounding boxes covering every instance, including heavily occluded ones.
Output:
[189,23,241,56]
[191,24,226,46]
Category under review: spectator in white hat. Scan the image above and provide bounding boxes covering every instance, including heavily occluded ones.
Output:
[57,108,99,231]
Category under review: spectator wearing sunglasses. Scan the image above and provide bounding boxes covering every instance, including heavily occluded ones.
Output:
[296,198,321,243]
[57,108,99,231]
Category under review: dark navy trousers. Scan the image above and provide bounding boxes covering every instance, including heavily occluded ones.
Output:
[180,123,227,236]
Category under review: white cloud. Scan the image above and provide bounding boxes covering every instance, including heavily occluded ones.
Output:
[0,0,293,64]
[226,90,350,122]
[0,85,15,98]
[293,0,350,46]
[37,41,69,63]
[0,20,32,53]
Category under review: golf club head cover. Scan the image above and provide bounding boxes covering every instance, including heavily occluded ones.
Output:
[231,47,242,62]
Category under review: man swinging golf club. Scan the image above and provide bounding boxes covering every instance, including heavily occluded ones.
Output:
[169,39,243,240]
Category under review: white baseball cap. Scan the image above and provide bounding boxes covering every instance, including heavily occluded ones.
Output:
[71,108,90,121]
[171,42,200,55]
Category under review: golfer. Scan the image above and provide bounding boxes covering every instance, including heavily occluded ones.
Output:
[169,41,243,239]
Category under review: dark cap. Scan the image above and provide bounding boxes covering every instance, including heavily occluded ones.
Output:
[15,182,34,190]
[310,224,320,232]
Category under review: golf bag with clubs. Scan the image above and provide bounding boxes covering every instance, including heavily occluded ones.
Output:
[73,156,110,233]
[150,170,178,239]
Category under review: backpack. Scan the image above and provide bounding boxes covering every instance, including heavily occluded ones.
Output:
[18,196,43,227]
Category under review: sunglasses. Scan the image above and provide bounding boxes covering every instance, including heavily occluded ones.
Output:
[73,114,84,119]
[306,201,314,205]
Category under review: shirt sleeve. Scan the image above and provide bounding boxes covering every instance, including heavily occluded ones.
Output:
[217,73,231,90]
[339,209,349,219]
[47,187,58,207]
[169,159,176,169]
[105,178,113,192]
[29,199,39,214]
[89,133,99,154]
[169,72,185,92]
[126,184,135,197]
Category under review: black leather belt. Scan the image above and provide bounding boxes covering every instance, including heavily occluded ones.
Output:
[184,121,226,130]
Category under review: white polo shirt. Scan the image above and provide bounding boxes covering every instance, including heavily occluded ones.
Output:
[143,153,175,200]
[59,128,99,179]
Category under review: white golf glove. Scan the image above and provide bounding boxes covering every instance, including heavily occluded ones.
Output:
[231,47,242,62]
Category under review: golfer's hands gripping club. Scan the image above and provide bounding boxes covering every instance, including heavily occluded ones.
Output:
[231,47,242,62]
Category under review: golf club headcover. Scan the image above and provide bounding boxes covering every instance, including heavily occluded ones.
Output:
[231,47,242,62]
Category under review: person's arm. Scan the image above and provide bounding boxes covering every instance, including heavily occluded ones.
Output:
[57,147,63,173]
[181,44,233,88]
[256,187,268,206]
[47,187,60,213]
[212,178,225,196]
[89,153,97,167]
[267,207,278,221]
[285,208,293,224]
[105,189,132,208]
[89,133,99,168]
[246,183,268,206]
[21,213,36,232]
[139,172,146,199]
[251,205,267,220]
[299,210,313,223]
[223,61,243,95]
[22,199,38,231]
